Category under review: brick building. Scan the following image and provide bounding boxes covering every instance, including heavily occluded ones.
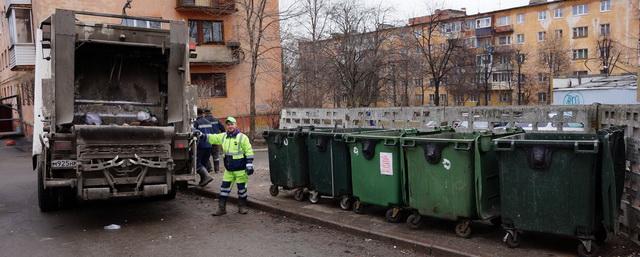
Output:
[0,0,282,138]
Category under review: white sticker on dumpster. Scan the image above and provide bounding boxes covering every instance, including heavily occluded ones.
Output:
[380,152,393,176]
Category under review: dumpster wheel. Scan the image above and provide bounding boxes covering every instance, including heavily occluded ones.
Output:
[293,188,306,201]
[269,185,279,197]
[309,191,320,204]
[353,199,364,214]
[339,196,352,210]
[406,213,423,229]
[385,208,402,223]
[578,240,598,257]
[502,231,520,248]
[455,219,472,238]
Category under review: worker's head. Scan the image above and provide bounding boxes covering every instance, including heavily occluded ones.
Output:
[196,108,204,117]
[204,108,212,115]
[225,116,237,132]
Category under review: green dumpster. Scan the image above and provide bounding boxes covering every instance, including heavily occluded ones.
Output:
[263,127,313,201]
[494,127,625,257]
[345,128,451,223]
[400,130,522,238]
[306,128,384,209]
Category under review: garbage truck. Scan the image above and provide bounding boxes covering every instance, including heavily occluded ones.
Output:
[32,9,198,211]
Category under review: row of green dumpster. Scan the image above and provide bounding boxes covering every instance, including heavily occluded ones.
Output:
[262,126,625,257]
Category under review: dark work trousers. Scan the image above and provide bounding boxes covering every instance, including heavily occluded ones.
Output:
[197,147,213,171]
[211,145,221,172]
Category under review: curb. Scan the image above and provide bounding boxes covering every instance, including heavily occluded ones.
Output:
[191,187,478,257]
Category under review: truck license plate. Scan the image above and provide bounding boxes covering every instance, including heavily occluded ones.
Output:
[51,160,77,169]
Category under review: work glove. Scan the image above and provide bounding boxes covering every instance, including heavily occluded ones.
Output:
[191,128,203,138]
[246,163,254,176]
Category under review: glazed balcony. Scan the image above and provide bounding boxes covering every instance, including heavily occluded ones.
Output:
[176,0,236,15]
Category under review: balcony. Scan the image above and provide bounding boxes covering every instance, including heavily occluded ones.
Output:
[8,44,35,70]
[176,0,236,15]
[4,0,30,9]
[475,27,494,38]
[494,25,513,34]
[190,42,241,66]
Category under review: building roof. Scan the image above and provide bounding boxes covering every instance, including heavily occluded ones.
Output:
[554,74,637,91]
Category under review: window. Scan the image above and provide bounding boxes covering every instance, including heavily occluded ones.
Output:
[8,8,33,44]
[537,31,546,41]
[497,16,510,26]
[572,49,589,59]
[122,19,161,29]
[476,54,492,66]
[516,34,525,44]
[498,35,511,45]
[192,73,227,97]
[476,17,491,28]
[572,26,588,38]
[429,94,435,102]
[500,92,511,103]
[498,55,509,64]
[465,20,475,29]
[469,95,478,102]
[538,92,547,103]
[443,22,461,33]
[467,37,478,48]
[516,14,525,24]
[414,78,423,87]
[454,95,465,105]
[572,4,588,15]
[538,73,548,82]
[189,20,224,44]
[538,11,547,20]
[493,72,512,82]
[554,8,563,18]
[601,0,611,11]
[600,23,610,36]
[554,29,563,38]
[440,94,448,106]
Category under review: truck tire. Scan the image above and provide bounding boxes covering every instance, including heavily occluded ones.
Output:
[37,161,60,212]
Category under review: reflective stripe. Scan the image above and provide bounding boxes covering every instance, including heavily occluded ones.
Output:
[238,188,247,194]
[239,192,248,198]
[246,163,253,168]
[220,191,230,196]
[198,124,213,128]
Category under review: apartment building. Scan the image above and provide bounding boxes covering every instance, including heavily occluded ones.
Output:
[414,0,639,106]
[0,0,282,138]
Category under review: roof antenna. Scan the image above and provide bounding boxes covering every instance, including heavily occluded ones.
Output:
[122,0,133,15]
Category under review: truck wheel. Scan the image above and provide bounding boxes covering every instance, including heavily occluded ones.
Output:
[37,162,60,212]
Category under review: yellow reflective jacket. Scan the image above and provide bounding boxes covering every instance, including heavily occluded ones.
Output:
[207,131,254,171]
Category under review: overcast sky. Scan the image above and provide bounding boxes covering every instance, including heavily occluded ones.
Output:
[280,0,531,23]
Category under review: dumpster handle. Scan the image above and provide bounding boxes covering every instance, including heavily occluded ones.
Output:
[286,131,296,138]
[401,140,415,147]
[344,136,355,143]
[494,141,515,151]
[574,141,599,153]
[333,134,343,141]
[454,142,472,151]
[383,138,397,146]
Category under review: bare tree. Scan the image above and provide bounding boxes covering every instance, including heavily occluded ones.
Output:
[320,1,391,107]
[537,36,569,105]
[596,37,622,76]
[237,0,295,139]
[477,45,494,106]
[513,48,528,105]
[296,0,331,107]
[411,8,466,106]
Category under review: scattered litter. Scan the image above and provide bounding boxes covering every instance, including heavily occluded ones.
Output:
[39,237,53,241]
[104,224,121,230]
[364,238,372,242]
[160,218,164,221]
[393,245,397,249]
[4,139,16,146]
[82,229,86,232]
[400,250,410,254]
[166,235,172,240]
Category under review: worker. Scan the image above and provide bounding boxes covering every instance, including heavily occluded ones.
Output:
[203,117,254,216]
[193,108,214,187]
[203,108,225,173]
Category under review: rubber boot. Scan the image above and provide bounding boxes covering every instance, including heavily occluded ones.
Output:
[211,197,227,216]
[238,197,248,215]
[197,167,213,187]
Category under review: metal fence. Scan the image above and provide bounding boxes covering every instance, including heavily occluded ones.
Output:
[279,104,640,244]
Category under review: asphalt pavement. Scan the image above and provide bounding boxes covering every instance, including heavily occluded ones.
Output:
[0,145,425,257]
